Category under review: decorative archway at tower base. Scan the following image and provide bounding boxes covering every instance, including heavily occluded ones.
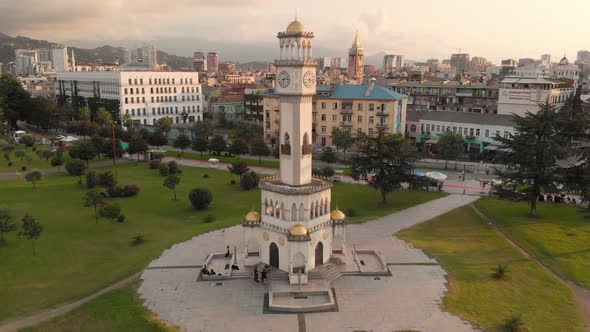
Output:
[315,241,323,266]
[269,242,279,268]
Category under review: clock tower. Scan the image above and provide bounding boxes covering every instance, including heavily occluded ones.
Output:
[275,18,316,186]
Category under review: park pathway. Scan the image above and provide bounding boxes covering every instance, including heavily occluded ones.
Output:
[0,272,142,332]
[470,204,590,331]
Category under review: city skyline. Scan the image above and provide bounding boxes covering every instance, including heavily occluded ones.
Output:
[1,0,589,63]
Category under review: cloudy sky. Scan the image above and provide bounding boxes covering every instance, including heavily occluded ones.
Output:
[0,0,588,63]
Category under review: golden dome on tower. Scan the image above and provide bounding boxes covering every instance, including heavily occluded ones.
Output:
[244,210,261,223]
[286,18,305,33]
[289,223,308,236]
[330,208,347,221]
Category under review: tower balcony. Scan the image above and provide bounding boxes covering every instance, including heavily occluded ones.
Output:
[340,108,353,114]
[376,123,389,129]
[376,111,389,116]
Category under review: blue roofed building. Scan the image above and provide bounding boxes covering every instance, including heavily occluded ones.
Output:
[263,81,408,146]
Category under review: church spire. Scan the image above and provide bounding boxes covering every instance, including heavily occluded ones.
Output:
[352,30,361,48]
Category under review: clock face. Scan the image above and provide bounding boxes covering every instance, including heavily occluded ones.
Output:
[278,71,290,88]
[303,71,315,88]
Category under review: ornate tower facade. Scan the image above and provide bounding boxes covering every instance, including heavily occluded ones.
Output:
[347,31,364,83]
[241,18,348,285]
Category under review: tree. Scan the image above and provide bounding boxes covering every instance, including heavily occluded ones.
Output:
[495,103,570,217]
[148,130,168,149]
[163,174,181,200]
[320,147,337,164]
[173,133,192,156]
[228,161,249,183]
[240,171,259,190]
[156,117,173,136]
[188,188,213,210]
[19,134,36,147]
[90,134,106,161]
[209,135,226,156]
[95,107,113,126]
[193,120,214,140]
[25,170,43,188]
[438,131,464,169]
[0,75,31,130]
[50,154,64,173]
[351,132,416,205]
[191,137,209,157]
[69,140,97,166]
[331,128,354,162]
[83,189,106,224]
[0,207,16,245]
[18,214,43,255]
[122,113,134,129]
[65,159,87,185]
[128,135,149,161]
[250,137,270,164]
[229,139,249,159]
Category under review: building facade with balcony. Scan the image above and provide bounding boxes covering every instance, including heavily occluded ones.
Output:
[263,82,408,146]
[497,76,574,116]
[379,79,499,114]
[56,71,203,126]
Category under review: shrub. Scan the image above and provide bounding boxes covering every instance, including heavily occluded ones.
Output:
[7,162,12,167]
[159,163,169,176]
[203,214,215,223]
[504,314,527,332]
[149,159,161,169]
[117,214,126,223]
[346,208,357,217]
[99,202,121,220]
[240,171,259,191]
[97,171,117,188]
[202,174,209,178]
[188,188,213,210]
[168,161,180,174]
[312,167,323,176]
[86,171,98,189]
[131,234,145,246]
[230,179,236,185]
[107,184,140,198]
[322,166,335,177]
[21,166,27,171]
[32,147,37,152]
[123,184,140,196]
[492,264,510,280]
[152,153,165,160]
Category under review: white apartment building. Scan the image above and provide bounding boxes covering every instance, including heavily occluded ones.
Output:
[124,44,157,70]
[15,49,38,76]
[497,76,573,116]
[51,48,69,72]
[56,71,203,126]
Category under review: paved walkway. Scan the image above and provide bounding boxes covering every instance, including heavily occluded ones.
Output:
[471,204,590,331]
[139,194,480,332]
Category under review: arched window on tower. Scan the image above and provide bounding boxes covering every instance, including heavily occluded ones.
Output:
[299,203,305,221]
[291,203,297,221]
[302,132,311,155]
[281,132,291,155]
[310,202,315,220]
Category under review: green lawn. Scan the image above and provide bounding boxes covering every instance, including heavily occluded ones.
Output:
[0,144,54,172]
[166,150,280,169]
[477,198,590,289]
[0,162,443,321]
[397,205,583,331]
[20,283,178,332]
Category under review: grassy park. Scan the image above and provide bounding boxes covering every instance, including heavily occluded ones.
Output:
[397,205,584,331]
[0,161,443,322]
[476,198,590,289]
[0,144,56,173]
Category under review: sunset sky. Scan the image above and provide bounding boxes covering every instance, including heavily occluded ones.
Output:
[1,0,588,63]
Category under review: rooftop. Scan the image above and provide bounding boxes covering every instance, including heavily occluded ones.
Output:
[328,83,407,100]
[419,111,516,127]
[213,95,244,103]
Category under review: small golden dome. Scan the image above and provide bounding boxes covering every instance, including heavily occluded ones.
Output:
[244,210,261,223]
[289,223,308,236]
[330,208,347,221]
[286,19,305,34]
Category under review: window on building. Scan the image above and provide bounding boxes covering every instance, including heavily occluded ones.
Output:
[469,128,474,136]
[410,124,416,132]
[485,130,489,137]
[125,97,128,104]
[357,103,363,111]
[369,116,374,124]
[149,79,152,85]
[464,128,468,136]
[369,103,374,111]
[357,128,362,134]
[476,129,480,136]
[134,78,138,85]
[131,109,135,116]
[332,115,337,121]
[358,116,363,123]
[504,131,510,138]
[421,124,425,133]
[321,114,326,121]
[321,126,326,133]
[142,97,145,103]
[140,79,143,85]
[332,103,338,110]
[321,102,326,110]
[436,125,440,132]
[128,79,132,85]
[368,128,374,135]
[142,88,145,94]
[152,108,155,115]
[182,87,185,93]
[124,88,128,94]
[143,109,146,116]
[496,130,500,138]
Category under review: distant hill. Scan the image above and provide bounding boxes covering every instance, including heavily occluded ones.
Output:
[0,33,193,70]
